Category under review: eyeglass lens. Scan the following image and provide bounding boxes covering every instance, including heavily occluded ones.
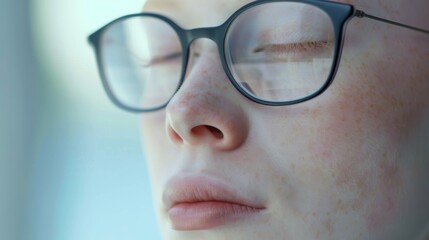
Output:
[101,17,183,110]
[99,2,336,110]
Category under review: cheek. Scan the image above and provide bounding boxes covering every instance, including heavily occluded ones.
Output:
[314,34,429,160]
[301,43,428,232]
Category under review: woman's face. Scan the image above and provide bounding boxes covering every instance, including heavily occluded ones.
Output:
[140,0,429,239]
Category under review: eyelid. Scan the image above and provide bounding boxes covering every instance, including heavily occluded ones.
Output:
[253,41,331,53]
[142,52,182,67]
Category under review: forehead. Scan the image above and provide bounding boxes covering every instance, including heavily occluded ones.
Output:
[144,0,358,10]
[144,0,252,10]
[143,0,251,27]
[143,0,359,27]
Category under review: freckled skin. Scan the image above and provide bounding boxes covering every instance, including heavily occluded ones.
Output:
[139,0,429,239]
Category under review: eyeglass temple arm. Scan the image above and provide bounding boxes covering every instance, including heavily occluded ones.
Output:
[355,10,429,35]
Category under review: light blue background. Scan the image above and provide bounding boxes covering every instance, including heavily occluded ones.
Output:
[0,0,162,239]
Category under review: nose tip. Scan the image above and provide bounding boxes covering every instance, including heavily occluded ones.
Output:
[166,100,249,150]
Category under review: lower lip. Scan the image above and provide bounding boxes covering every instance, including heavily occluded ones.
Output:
[168,201,263,230]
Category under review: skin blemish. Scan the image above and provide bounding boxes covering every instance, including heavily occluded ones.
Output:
[324,216,334,236]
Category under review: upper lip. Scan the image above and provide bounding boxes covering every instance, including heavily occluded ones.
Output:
[163,173,265,211]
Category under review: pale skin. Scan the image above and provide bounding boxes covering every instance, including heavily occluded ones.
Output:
[139,0,429,239]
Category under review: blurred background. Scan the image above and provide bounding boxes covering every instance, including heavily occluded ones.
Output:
[0,0,162,239]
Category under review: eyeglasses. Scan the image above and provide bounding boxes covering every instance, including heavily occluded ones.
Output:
[88,0,429,112]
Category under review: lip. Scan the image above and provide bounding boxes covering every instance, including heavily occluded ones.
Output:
[163,173,266,231]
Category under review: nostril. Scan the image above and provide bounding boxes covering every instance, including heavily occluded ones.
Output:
[190,125,224,140]
[206,125,224,139]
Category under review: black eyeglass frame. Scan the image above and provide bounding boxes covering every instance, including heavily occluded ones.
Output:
[88,0,429,112]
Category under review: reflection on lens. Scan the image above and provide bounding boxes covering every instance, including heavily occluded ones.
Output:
[100,16,183,110]
[225,2,335,102]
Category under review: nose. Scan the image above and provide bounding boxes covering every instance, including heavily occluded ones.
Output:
[165,40,249,151]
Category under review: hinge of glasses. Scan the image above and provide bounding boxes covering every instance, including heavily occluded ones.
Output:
[355,10,366,18]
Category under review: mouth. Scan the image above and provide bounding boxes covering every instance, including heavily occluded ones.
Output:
[163,173,266,231]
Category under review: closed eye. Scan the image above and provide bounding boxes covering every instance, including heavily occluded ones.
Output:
[142,52,182,67]
[253,41,330,54]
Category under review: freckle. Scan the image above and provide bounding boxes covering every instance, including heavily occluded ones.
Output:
[311,108,321,120]
[354,117,362,125]
[324,217,334,236]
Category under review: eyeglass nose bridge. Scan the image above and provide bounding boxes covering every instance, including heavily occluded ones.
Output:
[184,25,226,45]
[178,24,250,106]
[180,24,234,78]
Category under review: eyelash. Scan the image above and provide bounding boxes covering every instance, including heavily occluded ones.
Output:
[145,52,182,67]
[137,41,331,67]
[253,41,331,54]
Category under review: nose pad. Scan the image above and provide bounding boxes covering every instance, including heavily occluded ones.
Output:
[165,39,249,150]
